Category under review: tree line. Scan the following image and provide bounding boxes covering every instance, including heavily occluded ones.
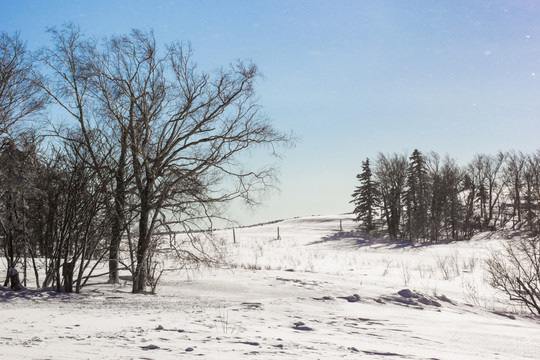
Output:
[0,25,291,293]
[351,149,540,242]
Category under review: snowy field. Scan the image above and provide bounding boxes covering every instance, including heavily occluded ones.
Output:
[1,214,539,359]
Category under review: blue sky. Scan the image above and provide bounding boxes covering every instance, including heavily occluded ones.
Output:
[2,1,540,225]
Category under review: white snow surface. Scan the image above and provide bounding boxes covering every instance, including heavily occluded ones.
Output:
[1,213,539,359]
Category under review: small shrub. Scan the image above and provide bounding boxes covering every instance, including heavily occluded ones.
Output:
[400,261,411,286]
[436,253,460,280]
[462,255,478,273]
[436,256,451,280]
[381,258,393,277]
[216,308,241,334]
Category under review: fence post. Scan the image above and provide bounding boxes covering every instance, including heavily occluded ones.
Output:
[233,228,236,244]
[277,226,281,240]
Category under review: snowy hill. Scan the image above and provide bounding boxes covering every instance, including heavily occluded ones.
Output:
[1,213,539,359]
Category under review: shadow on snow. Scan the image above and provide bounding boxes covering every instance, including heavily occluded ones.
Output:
[309,231,464,250]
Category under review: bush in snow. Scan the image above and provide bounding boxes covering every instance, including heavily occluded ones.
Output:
[486,236,540,315]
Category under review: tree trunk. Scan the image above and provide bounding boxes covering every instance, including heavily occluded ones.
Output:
[133,188,152,293]
[108,207,122,284]
[108,132,127,284]
[389,207,399,239]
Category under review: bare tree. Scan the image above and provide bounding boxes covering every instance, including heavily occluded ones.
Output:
[81,29,292,293]
[466,153,506,231]
[467,154,488,230]
[487,236,540,315]
[0,135,41,287]
[32,25,292,293]
[484,152,506,229]
[0,32,44,285]
[523,153,540,231]
[425,153,465,242]
[39,137,110,293]
[503,151,526,229]
[0,32,45,136]
[34,24,131,284]
[374,153,408,240]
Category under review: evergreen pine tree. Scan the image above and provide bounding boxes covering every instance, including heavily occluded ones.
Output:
[405,149,428,242]
[351,158,378,233]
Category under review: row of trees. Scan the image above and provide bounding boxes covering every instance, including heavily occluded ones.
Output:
[0,26,291,293]
[352,150,540,314]
[352,149,540,242]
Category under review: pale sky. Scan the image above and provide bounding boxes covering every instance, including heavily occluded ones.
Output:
[2,1,540,225]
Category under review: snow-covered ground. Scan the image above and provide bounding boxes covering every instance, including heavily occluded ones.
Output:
[1,214,539,359]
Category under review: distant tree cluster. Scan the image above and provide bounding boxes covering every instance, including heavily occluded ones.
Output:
[352,149,540,242]
[0,26,291,293]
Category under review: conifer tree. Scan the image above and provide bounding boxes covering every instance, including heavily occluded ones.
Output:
[404,149,428,242]
[351,158,378,233]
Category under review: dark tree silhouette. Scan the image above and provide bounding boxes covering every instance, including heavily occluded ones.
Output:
[404,149,428,242]
[351,158,378,233]
[374,153,407,240]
